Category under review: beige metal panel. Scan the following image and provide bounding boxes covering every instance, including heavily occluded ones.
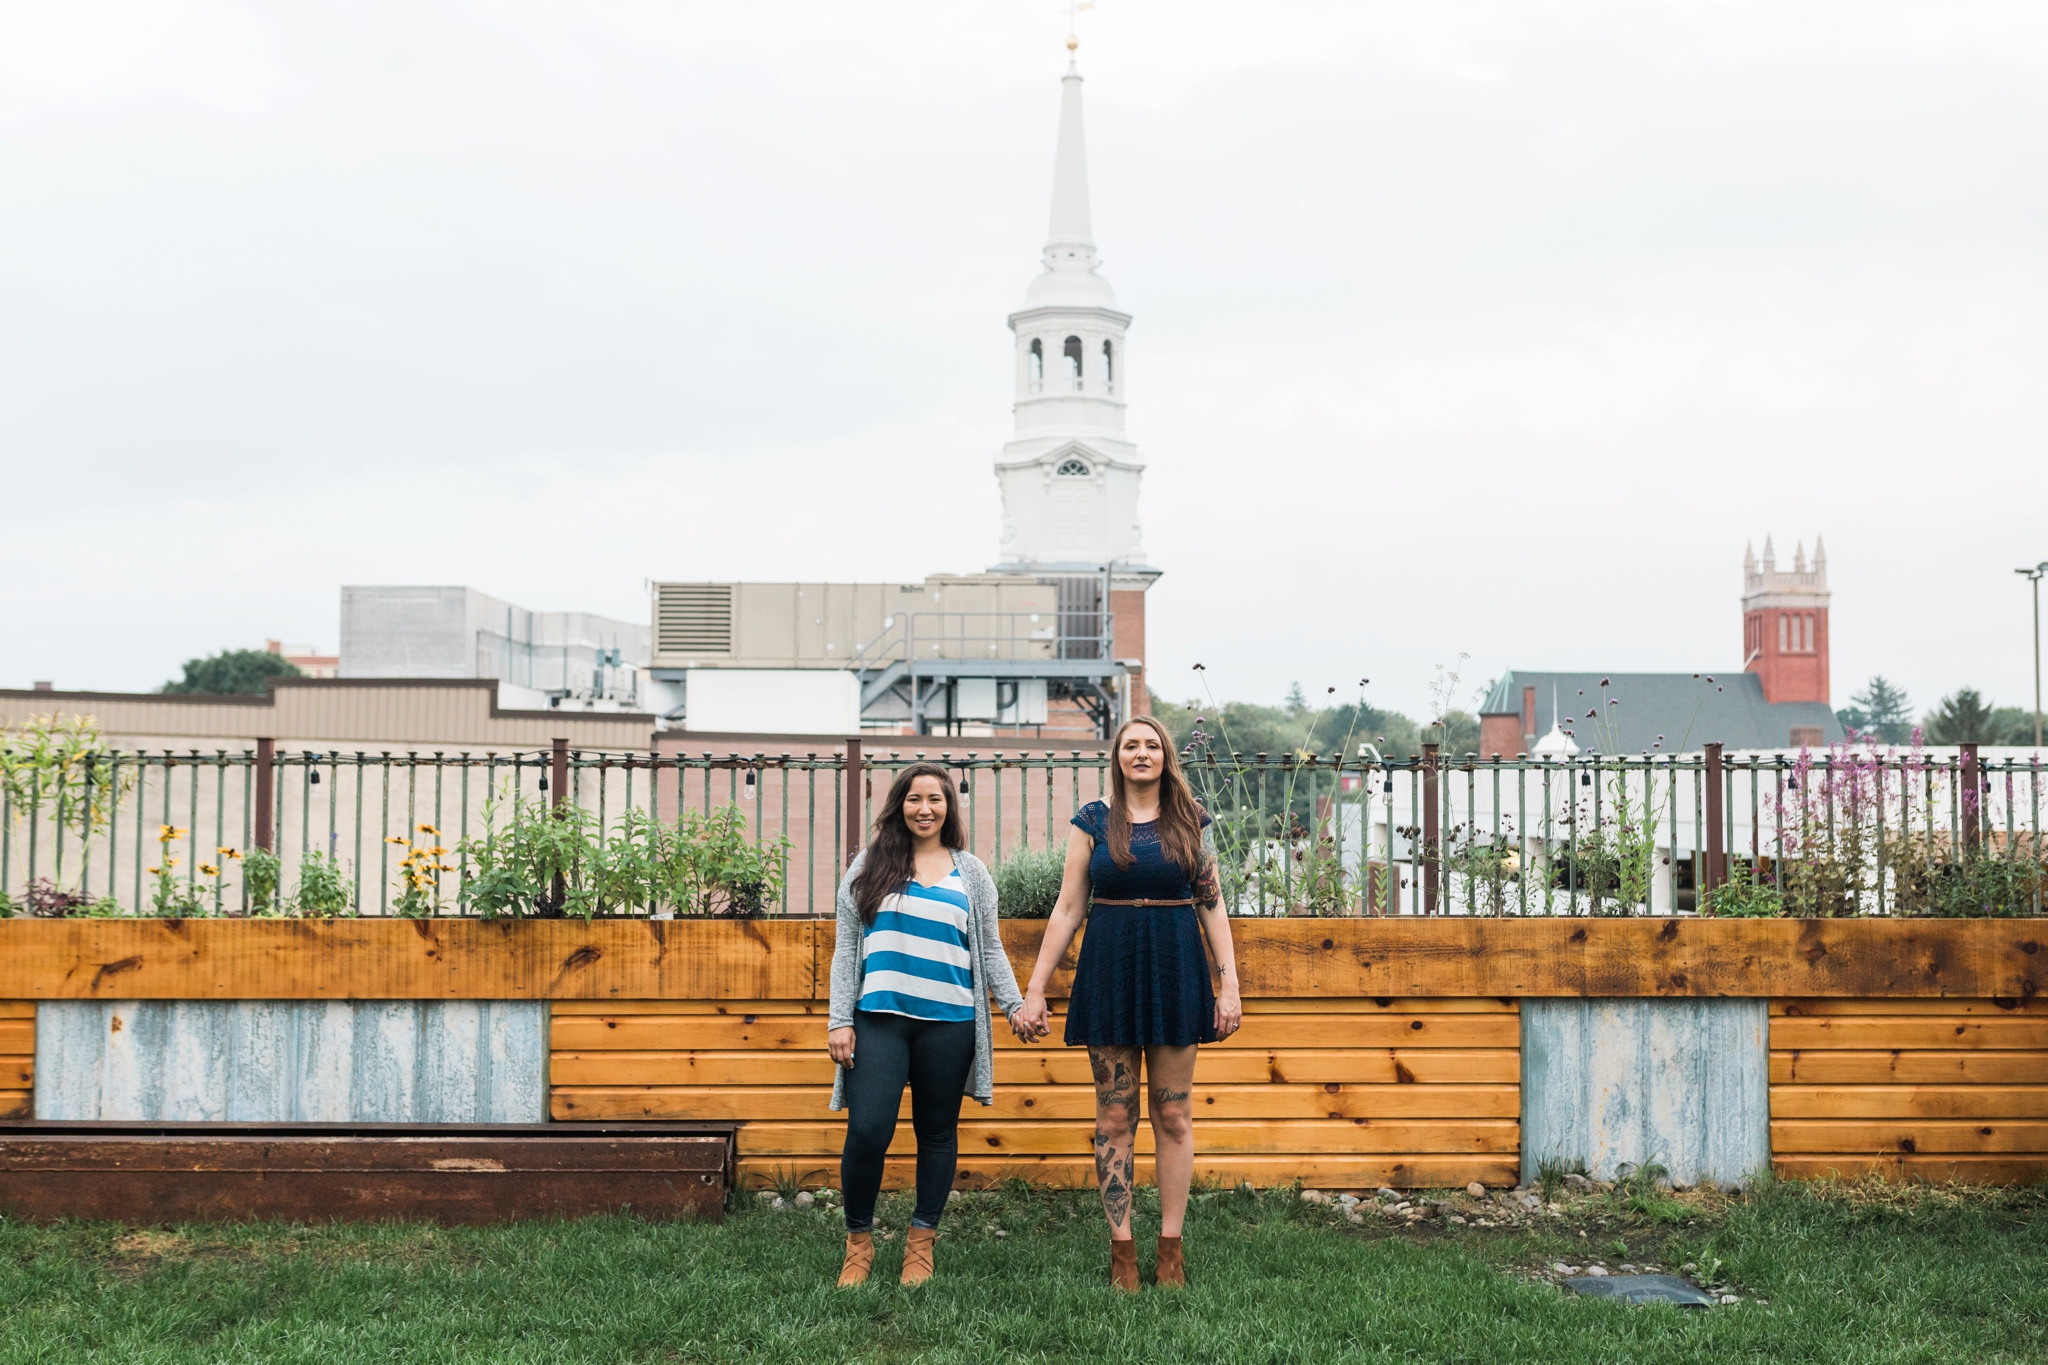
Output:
[653,577,1068,670]
[670,581,926,669]
[0,684,654,753]
[734,584,800,664]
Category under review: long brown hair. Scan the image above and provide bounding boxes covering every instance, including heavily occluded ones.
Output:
[1105,715,1206,875]
[851,762,965,925]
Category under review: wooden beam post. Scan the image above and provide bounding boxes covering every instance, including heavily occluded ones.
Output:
[1960,742,1981,852]
[1703,741,1725,902]
[1422,742,1440,916]
[253,738,275,854]
[844,738,864,867]
[549,738,570,914]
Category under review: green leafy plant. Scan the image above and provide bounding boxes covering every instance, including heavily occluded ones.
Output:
[0,714,139,905]
[459,793,582,919]
[241,847,281,913]
[995,845,1065,918]
[1921,849,2045,918]
[1702,858,1784,918]
[681,806,789,918]
[291,852,355,918]
[458,793,789,921]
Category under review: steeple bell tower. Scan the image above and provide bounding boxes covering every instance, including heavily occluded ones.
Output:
[1743,535,1832,705]
[994,46,1152,576]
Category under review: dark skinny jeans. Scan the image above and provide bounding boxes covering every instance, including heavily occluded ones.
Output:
[839,1010,975,1232]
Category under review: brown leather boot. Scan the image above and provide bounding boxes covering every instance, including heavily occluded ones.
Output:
[901,1227,938,1286]
[1110,1237,1140,1292]
[837,1231,874,1287]
[1155,1235,1185,1288]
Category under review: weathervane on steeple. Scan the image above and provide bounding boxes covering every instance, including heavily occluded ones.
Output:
[1065,2,1093,57]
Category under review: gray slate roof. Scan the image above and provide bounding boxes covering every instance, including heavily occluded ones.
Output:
[1478,670,1844,754]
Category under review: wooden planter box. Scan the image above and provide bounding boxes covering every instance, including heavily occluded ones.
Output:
[0,1122,731,1225]
[1,916,2042,1195]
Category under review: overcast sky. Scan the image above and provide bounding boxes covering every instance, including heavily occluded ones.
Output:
[2,0,2043,724]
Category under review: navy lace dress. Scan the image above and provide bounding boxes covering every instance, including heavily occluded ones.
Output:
[1063,800,1217,1048]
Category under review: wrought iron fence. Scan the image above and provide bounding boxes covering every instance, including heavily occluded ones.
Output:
[1,741,2040,918]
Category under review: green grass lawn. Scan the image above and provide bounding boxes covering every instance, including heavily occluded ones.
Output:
[1,1179,2043,1364]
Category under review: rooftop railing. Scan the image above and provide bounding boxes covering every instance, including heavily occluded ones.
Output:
[2,741,2039,919]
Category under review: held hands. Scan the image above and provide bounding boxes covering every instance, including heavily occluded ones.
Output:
[828,1026,856,1069]
[1013,991,1053,1042]
[1214,986,1243,1040]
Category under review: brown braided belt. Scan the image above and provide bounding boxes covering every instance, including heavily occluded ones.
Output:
[1089,897,1195,907]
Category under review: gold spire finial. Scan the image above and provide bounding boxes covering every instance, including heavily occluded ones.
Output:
[1064,1,1092,54]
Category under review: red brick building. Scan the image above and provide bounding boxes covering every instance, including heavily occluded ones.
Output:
[1478,537,1841,755]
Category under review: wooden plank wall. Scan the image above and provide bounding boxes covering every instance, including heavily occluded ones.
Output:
[4,917,2042,1002]
[1771,997,2048,1184]
[0,1003,31,1118]
[549,998,1519,1191]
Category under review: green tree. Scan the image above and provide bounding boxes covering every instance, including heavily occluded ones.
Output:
[1989,706,2036,746]
[1839,675,1914,744]
[161,649,302,696]
[1924,688,1998,745]
[1432,711,1482,757]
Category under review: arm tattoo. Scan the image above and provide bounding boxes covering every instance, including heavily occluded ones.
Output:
[1192,844,1221,914]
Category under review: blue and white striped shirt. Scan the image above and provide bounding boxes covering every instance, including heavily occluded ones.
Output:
[857,867,975,1022]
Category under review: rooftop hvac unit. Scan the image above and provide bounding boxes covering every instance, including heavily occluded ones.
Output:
[656,584,735,658]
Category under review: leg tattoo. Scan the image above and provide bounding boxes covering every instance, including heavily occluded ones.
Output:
[1091,1048,1141,1230]
[1093,1126,1129,1228]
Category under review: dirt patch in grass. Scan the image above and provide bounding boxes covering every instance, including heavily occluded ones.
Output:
[111,1230,193,1259]
[102,1228,294,1281]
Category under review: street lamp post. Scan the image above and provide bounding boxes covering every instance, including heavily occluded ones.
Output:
[2020,562,2048,749]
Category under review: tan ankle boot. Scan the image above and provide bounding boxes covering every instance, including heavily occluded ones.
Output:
[901,1227,938,1286]
[837,1231,874,1287]
[1155,1235,1185,1288]
[1110,1237,1140,1292]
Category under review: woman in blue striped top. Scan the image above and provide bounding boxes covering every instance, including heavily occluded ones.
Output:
[826,762,1028,1288]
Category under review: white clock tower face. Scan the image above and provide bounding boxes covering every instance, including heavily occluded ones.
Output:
[994,54,1148,576]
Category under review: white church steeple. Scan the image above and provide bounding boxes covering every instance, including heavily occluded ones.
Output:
[994,41,1152,574]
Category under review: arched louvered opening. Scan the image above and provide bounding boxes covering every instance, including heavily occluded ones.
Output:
[1062,335,1083,390]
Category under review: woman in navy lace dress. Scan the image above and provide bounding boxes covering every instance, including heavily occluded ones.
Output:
[1015,715,1242,1291]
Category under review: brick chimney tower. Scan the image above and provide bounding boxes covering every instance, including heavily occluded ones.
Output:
[1743,536,1831,705]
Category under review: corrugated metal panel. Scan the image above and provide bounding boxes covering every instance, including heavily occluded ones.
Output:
[1521,998,1769,1187]
[35,1000,545,1123]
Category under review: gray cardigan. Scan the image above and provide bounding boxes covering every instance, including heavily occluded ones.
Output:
[828,848,1026,1113]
